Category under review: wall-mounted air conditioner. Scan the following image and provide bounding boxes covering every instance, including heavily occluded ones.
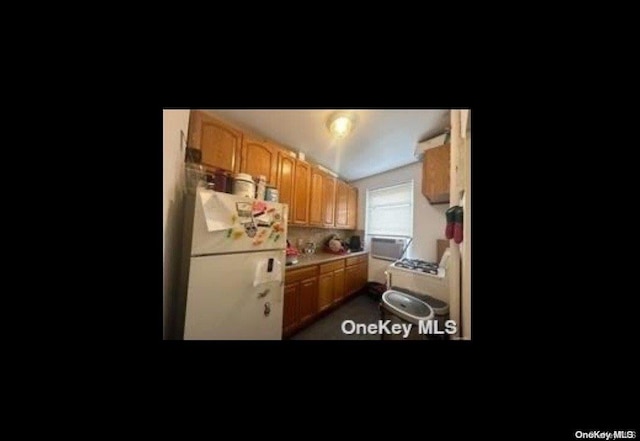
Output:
[371,237,408,261]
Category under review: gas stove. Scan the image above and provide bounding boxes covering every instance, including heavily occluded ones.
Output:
[392,258,440,275]
[386,257,449,303]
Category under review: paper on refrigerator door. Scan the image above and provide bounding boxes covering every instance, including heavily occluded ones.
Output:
[253,257,283,287]
[198,189,234,232]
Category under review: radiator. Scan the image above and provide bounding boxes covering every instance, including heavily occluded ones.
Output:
[370,237,407,261]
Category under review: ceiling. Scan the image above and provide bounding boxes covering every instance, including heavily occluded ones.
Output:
[207,109,451,181]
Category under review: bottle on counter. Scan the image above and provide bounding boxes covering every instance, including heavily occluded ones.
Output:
[256,175,267,200]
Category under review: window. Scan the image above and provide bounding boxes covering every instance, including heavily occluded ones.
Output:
[366,181,413,238]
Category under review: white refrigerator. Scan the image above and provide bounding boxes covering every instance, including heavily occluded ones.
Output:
[182,188,288,340]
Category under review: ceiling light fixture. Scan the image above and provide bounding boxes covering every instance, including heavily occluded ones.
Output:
[327,112,356,138]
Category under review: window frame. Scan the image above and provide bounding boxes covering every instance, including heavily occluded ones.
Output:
[365,179,414,240]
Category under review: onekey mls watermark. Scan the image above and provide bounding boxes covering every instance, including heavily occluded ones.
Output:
[575,431,636,440]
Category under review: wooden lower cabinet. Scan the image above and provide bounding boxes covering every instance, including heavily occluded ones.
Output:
[282,276,318,338]
[344,265,359,297]
[357,262,368,291]
[345,259,368,298]
[319,266,347,311]
[298,277,318,325]
[282,283,299,337]
[318,273,334,313]
[283,254,368,339]
[333,268,345,304]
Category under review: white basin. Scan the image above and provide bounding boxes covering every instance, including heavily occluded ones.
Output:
[381,290,434,324]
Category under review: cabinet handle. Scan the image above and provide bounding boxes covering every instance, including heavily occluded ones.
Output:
[264,302,271,316]
[257,288,270,298]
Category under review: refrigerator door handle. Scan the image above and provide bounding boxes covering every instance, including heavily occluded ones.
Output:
[257,288,270,298]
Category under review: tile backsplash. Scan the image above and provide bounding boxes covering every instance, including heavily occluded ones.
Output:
[287,227,359,251]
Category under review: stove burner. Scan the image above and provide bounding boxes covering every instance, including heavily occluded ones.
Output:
[394,258,439,274]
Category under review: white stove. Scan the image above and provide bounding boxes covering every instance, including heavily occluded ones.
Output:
[385,251,450,303]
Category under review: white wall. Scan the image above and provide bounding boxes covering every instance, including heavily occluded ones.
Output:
[163,109,190,339]
[351,161,448,284]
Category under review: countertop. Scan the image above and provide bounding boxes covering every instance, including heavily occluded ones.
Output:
[285,250,368,271]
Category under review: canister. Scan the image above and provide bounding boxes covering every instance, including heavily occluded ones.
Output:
[233,173,256,198]
[265,186,279,202]
[214,170,232,193]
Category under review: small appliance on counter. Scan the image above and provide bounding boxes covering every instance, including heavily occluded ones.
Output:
[304,242,316,255]
[325,235,348,254]
[349,235,363,252]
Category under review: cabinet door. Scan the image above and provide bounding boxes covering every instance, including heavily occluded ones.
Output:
[298,276,318,325]
[318,272,334,312]
[322,175,336,227]
[277,151,296,219]
[333,268,345,304]
[345,265,359,296]
[282,282,299,338]
[188,111,242,173]
[357,261,368,291]
[308,168,324,227]
[422,143,450,204]
[292,161,311,225]
[334,180,349,228]
[347,185,358,229]
[241,139,277,185]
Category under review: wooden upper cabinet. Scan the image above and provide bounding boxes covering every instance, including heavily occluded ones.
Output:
[422,143,450,204]
[308,168,324,227]
[347,186,357,230]
[188,111,242,173]
[322,175,336,227]
[292,161,311,225]
[335,180,349,228]
[277,151,296,220]
[240,139,278,185]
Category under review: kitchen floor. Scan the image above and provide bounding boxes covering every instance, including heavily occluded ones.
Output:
[290,293,381,340]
